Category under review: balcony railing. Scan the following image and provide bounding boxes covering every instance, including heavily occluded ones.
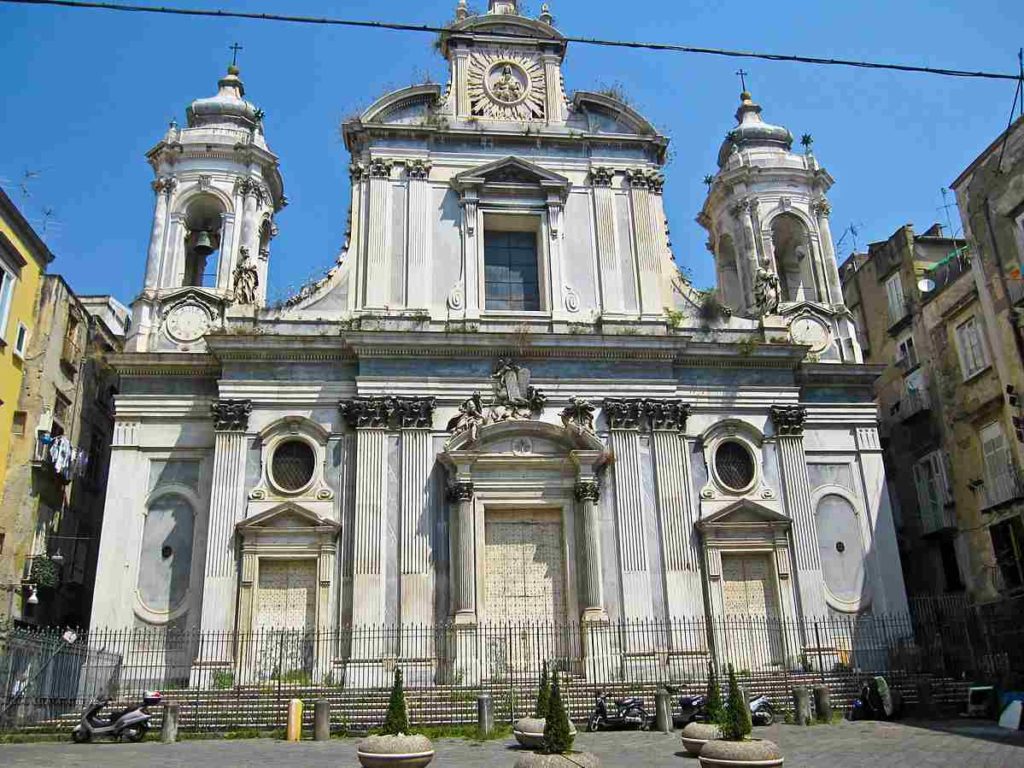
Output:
[887,302,910,329]
[982,464,1024,510]
[899,387,930,420]
[60,335,80,370]
[920,500,957,536]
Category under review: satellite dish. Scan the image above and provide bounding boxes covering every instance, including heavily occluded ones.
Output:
[918,277,936,293]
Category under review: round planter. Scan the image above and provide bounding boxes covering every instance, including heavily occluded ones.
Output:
[514,751,600,768]
[698,738,783,768]
[356,734,435,768]
[681,722,723,756]
[513,717,578,749]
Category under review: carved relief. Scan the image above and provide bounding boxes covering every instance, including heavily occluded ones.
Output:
[590,166,615,187]
[446,359,548,444]
[468,49,545,121]
[446,393,486,444]
[407,159,432,180]
[574,480,601,502]
[563,285,581,313]
[447,481,475,503]
[770,405,808,436]
[604,398,692,432]
[212,399,252,432]
[339,396,436,430]
[560,396,596,434]
[367,158,394,179]
[812,199,833,218]
[152,177,178,196]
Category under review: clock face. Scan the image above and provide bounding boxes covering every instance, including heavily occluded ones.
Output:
[790,316,831,353]
[165,303,211,343]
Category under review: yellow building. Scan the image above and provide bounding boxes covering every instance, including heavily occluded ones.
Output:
[0,187,52,526]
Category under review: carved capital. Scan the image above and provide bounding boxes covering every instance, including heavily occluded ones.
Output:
[646,172,665,195]
[770,405,808,436]
[407,159,432,180]
[152,177,178,196]
[574,480,601,503]
[212,399,252,431]
[349,162,367,182]
[339,396,436,430]
[560,396,596,433]
[730,198,753,219]
[234,177,261,198]
[590,166,615,187]
[603,398,691,432]
[367,158,394,179]
[625,169,650,189]
[447,481,474,503]
[812,199,832,218]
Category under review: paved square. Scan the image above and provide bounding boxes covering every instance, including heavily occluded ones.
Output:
[1,720,1022,767]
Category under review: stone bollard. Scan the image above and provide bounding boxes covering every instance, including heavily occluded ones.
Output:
[477,694,494,736]
[915,680,935,718]
[792,686,812,726]
[655,689,674,733]
[161,701,180,744]
[314,699,330,741]
[813,686,832,723]
[285,698,303,742]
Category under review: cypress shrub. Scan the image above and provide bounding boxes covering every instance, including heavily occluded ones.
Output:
[719,664,752,741]
[542,669,574,754]
[534,661,551,719]
[381,667,410,736]
[705,661,724,723]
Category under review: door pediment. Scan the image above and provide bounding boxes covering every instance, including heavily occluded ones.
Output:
[698,499,791,533]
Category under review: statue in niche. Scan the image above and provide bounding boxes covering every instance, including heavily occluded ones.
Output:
[754,259,781,316]
[447,392,485,444]
[491,64,524,103]
[232,246,259,305]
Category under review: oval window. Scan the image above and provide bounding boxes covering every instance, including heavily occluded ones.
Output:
[816,494,866,606]
[272,439,316,492]
[715,441,755,491]
[138,494,193,614]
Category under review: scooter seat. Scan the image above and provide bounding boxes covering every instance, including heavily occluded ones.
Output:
[615,698,640,708]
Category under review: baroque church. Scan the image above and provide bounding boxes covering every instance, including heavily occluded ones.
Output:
[92,1,908,684]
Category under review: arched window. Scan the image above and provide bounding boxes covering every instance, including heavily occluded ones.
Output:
[183,196,225,288]
[258,218,273,261]
[717,233,742,310]
[137,492,194,616]
[771,213,819,303]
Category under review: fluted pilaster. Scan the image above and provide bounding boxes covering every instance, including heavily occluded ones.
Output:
[447,481,476,622]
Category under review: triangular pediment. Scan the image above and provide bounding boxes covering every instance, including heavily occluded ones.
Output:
[237,502,339,533]
[697,498,791,529]
[158,285,227,309]
[777,300,839,319]
[453,156,570,192]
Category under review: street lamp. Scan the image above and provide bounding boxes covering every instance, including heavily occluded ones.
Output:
[26,584,39,605]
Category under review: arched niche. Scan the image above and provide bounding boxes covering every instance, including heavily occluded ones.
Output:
[771,212,819,304]
[717,232,742,310]
[135,484,198,624]
[181,194,227,289]
[813,486,870,613]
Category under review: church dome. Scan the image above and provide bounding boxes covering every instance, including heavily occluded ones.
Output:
[717,91,793,168]
[186,65,261,130]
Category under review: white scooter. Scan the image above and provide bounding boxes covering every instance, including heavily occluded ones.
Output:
[71,691,162,743]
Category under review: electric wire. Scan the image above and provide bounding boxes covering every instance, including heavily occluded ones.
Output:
[1,0,1021,83]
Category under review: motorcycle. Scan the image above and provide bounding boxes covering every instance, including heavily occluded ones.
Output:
[664,686,708,726]
[749,694,775,726]
[71,690,162,743]
[851,677,901,721]
[586,690,650,732]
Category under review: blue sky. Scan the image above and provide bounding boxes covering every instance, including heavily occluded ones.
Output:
[0,0,1020,304]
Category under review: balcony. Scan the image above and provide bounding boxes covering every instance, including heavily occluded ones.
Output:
[887,302,912,333]
[981,464,1024,511]
[920,500,958,536]
[60,335,80,373]
[899,387,930,420]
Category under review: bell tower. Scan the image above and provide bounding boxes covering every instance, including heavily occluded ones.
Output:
[699,89,859,363]
[129,62,285,353]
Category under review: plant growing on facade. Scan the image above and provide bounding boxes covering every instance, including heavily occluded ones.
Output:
[705,661,724,724]
[718,663,752,741]
[382,668,410,735]
[542,669,573,753]
[30,557,60,589]
[534,661,551,719]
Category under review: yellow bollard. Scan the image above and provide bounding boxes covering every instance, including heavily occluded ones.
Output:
[285,698,304,742]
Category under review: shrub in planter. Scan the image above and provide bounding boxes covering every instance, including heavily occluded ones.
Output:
[357,669,434,768]
[514,662,575,749]
[515,670,598,767]
[698,664,782,768]
[706,661,724,724]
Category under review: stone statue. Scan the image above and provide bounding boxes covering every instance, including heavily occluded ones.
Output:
[446,392,486,444]
[490,358,545,420]
[491,64,523,103]
[754,260,781,316]
[232,246,259,305]
[560,396,596,434]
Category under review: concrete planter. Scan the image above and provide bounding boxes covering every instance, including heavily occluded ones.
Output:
[698,738,783,767]
[356,734,435,768]
[681,722,723,756]
[514,751,601,768]
[513,717,577,749]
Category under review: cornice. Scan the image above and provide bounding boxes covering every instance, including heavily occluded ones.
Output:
[796,362,886,389]
[108,353,220,378]
[204,334,356,362]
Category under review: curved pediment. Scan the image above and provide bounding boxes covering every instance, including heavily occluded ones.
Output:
[360,84,442,125]
[446,419,605,455]
[572,92,658,137]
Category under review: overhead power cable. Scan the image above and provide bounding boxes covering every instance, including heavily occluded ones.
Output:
[1,0,1021,83]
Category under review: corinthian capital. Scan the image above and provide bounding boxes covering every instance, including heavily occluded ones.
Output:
[574,480,601,502]
[447,481,474,503]
[211,399,252,431]
[368,158,394,179]
[812,199,832,218]
[770,404,808,436]
[407,159,432,180]
[152,177,178,196]
[590,166,615,187]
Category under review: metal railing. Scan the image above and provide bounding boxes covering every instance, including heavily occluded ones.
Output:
[981,463,1024,510]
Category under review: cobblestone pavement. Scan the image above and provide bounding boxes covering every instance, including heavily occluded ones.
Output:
[2,720,1023,767]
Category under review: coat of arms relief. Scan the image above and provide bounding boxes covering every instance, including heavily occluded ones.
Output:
[447,358,547,444]
[468,49,546,121]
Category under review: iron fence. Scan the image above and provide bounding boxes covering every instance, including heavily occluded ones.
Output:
[0,607,1018,731]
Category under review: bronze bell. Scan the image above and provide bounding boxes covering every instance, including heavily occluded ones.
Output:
[191,230,215,256]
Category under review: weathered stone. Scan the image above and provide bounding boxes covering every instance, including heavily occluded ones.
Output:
[813,685,832,723]
[513,751,600,768]
[699,738,783,767]
[681,722,722,755]
[513,717,577,749]
[792,686,812,726]
[357,734,435,768]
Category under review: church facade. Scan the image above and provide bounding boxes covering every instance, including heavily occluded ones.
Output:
[91,1,907,685]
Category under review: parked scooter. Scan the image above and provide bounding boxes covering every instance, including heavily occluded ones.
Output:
[664,686,709,726]
[71,691,162,743]
[851,677,901,721]
[749,694,775,726]
[586,690,650,732]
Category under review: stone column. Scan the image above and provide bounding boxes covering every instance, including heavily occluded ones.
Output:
[574,479,606,622]
[813,200,845,306]
[447,480,476,624]
[541,51,564,125]
[406,160,433,310]
[352,426,387,627]
[144,177,176,289]
[625,169,664,317]
[770,405,826,618]
[347,163,366,312]
[733,199,760,313]
[364,159,394,308]
[194,400,251,676]
[215,212,237,293]
[591,167,622,313]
